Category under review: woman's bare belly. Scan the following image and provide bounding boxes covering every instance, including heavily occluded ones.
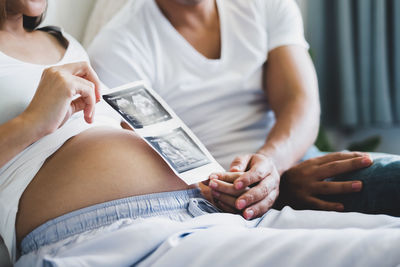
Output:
[16,127,195,243]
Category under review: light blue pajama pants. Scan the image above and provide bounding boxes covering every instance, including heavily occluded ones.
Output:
[16,189,400,267]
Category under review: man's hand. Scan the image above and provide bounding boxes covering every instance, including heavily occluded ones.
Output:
[277,152,373,211]
[205,153,280,219]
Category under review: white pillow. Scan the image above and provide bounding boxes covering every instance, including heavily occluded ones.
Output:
[82,0,129,48]
[43,0,96,42]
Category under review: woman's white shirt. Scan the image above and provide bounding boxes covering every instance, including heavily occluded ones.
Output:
[0,31,117,262]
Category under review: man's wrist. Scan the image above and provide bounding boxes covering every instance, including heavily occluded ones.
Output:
[256,146,285,175]
[256,147,278,163]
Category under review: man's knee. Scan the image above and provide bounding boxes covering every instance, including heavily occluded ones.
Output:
[326,153,400,216]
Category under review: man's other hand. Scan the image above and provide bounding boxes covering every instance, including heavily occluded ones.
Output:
[277,152,373,211]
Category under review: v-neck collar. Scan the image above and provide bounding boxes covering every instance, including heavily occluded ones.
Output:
[150,0,226,65]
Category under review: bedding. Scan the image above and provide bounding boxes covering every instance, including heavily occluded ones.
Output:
[15,204,400,267]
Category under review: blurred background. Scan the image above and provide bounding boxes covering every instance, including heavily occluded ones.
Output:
[304,0,400,154]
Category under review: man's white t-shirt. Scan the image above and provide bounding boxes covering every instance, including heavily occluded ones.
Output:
[89,0,309,169]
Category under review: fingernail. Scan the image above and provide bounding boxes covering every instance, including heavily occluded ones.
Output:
[245,209,254,219]
[336,204,344,211]
[235,181,244,190]
[237,199,246,209]
[362,157,372,165]
[231,166,240,171]
[209,181,218,189]
[209,174,219,180]
[211,190,220,198]
[352,182,362,191]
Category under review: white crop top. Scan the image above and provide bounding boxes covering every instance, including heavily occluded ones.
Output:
[0,29,116,262]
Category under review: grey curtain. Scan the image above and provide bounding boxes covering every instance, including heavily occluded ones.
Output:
[306,0,400,128]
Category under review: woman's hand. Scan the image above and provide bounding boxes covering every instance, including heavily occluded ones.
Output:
[22,62,101,137]
[277,152,373,211]
[204,153,280,220]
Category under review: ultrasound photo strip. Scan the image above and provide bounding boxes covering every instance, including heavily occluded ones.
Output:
[145,128,211,174]
[103,86,172,128]
[102,81,225,184]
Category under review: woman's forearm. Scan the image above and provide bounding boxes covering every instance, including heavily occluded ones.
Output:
[0,114,43,168]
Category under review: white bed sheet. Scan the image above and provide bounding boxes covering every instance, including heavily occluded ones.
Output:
[15,207,400,267]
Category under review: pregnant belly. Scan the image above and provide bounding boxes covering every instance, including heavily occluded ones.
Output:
[16,126,194,242]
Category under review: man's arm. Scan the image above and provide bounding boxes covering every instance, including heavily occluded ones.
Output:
[210,47,373,215]
[207,45,320,219]
[259,45,320,174]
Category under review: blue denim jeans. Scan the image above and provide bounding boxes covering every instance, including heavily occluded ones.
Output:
[301,146,400,216]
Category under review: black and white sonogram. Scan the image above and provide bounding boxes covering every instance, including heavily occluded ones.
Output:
[104,87,172,128]
[146,128,211,173]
